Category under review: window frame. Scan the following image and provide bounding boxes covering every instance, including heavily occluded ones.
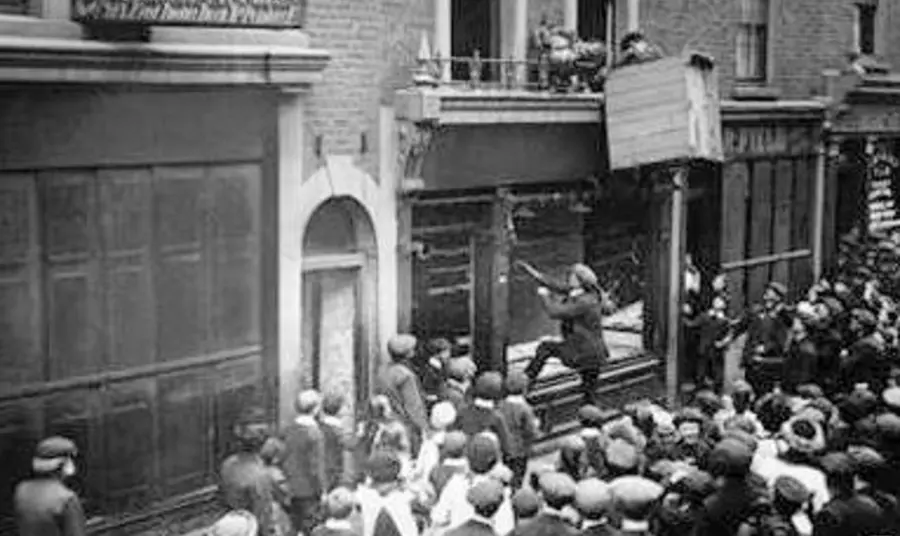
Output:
[735,0,772,85]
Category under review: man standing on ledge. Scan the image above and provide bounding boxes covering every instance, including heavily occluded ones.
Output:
[522,262,615,407]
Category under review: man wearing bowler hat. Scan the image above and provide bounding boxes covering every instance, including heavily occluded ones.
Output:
[522,262,615,407]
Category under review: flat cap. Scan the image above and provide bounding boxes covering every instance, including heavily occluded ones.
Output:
[210,511,259,536]
[387,334,418,358]
[34,436,78,460]
[489,463,514,486]
[673,407,707,427]
[882,386,900,410]
[732,379,755,395]
[820,452,855,479]
[767,281,787,298]
[707,438,753,478]
[511,487,541,518]
[473,372,504,401]
[324,487,356,519]
[295,389,322,415]
[442,430,469,457]
[876,412,900,441]
[467,433,500,473]
[852,308,878,329]
[693,390,723,414]
[722,428,758,453]
[467,478,506,510]
[774,475,810,505]
[446,358,471,381]
[578,404,606,428]
[796,384,825,400]
[572,263,599,289]
[574,478,611,519]
[847,445,885,476]
[367,450,402,484]
[671,468,716,501]
[505,370,530,394]
[538,472,577,503]
[430,401,457,430]
[605,438,639,471]
[610,476,664,520]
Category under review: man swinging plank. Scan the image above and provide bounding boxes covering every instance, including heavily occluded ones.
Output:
[518,261,617,406]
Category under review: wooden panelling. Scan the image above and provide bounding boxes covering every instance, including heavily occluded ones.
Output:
[41,171,101,379]
[155,167,207,362]
[721,162,750,313]
[100,170,155,371]
[747,161,774,303]
[158,371,213,497]
[208,165,262,352]
[0,90,270,171]
[103,379,157,513]
[772,160,794,285]
[0,400,37,535]
[0,174,41,387]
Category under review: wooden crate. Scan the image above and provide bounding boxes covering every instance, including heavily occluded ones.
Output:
[606,53,724,170]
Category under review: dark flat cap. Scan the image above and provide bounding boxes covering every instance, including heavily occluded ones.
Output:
[774,475,810,505]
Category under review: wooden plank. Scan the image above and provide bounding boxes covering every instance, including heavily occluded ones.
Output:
[720,162,750,314]
[103,378,158,511]
[791,156,813,291]
[822,142,840,270]
[771,159,794,286]
[747,161,774,305]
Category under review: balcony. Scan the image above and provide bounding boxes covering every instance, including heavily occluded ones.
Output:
[395,47,605,127]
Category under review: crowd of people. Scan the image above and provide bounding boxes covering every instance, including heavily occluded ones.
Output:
[13,229,900,536]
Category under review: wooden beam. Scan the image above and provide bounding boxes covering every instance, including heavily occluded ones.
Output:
[666,166,688,408]
[397,196,414,333]
[720,249,812,272]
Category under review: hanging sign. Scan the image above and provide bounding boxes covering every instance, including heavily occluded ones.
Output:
[867,147,900,232]
[72,0,304,27]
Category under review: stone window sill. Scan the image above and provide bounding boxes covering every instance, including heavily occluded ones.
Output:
[731,84,782,101]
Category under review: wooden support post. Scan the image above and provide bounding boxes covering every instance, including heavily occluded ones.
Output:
[473,188,513,374]
[397,197,414,334]
[666,165,689,408]
[812,136,827,281]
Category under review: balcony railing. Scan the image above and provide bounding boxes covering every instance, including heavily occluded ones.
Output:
[413,48,606,95]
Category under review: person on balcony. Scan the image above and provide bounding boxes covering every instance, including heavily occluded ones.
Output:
[521,262,616,407]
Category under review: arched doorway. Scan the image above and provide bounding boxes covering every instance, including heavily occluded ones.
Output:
[302,197,378,422]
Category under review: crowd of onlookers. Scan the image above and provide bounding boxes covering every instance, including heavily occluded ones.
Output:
[13,228,900,536]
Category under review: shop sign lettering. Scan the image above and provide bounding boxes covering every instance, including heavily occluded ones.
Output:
[723,125,812,156]
[72,0,303,27]
[868,149,900,232]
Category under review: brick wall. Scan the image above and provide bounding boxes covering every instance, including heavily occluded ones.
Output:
[304,0,433,179]
[636,0,856,99]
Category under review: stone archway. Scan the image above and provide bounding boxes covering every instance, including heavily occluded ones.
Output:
[301,196,378,422]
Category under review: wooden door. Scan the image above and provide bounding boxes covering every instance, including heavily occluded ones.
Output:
[302,266,364,421]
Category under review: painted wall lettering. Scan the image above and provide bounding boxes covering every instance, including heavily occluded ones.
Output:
[723,125,813,156]
[72,0,304,27]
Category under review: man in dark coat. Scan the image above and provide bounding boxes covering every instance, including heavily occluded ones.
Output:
[14,436,86,536]
[219,407,279,535]
[523,263,615,406]
[693,439,766,536]
[377,334,428,454]
[812,452,886,536]
[444,479,505,536]
[509,472,580,536]
[736,281,793,393]
[282,390,327,535]
[840,308,888,393]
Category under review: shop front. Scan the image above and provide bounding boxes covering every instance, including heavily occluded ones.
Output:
[0,13,328,535]
[394,89,659,411]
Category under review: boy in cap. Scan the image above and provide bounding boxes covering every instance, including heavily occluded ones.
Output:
[499,370,540,488]
[578,405,610,478]
[574,478,614,536]
[445,478,507,536]
[453,371,512,457]
[432,433,515,535]
[441,357,473,412]
[608,476,664,535]
[356,450,420,536]
[416,337,453,408]
[282,389,327,534]
[841,308,889,393]
[510,472,579,536]
[319,390,351,491]
[429,430,470,497]
[376,334,428,454]
[15,436,86,536]
[310,487,359,536]
[511,487,542,524]
[412,400,457,486]
[604,439,641,480]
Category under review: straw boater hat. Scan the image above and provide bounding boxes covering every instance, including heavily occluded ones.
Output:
[780,417,826,455]
[32,436,77,474]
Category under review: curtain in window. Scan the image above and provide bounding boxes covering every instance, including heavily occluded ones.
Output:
[735,0,769,81]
